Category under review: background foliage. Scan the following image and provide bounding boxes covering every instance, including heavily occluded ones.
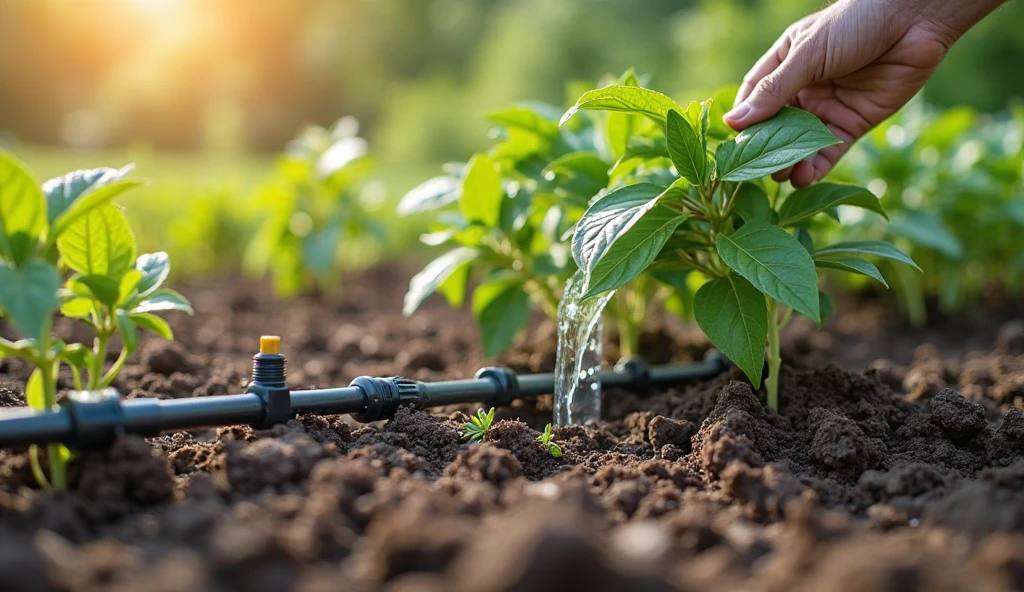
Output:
[1,0,1021,283]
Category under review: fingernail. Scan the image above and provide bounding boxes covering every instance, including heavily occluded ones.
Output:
[724,102,751,124]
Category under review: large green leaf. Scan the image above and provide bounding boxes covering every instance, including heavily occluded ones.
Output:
[584,207,688,299]
[459,154,503,228]
[814,258,888,287]
[777,183,886,227]
[571,183,663,277]
[560,85,683,127]
[403,247,479,316]
[0,152,46,262]
[0,259,61,343]
[396,176,461,216]
[716,220,820,321]
[813,240,921,270]
[715,107,841,181]
[731,183,774,223]
[43,166,141,242]
[472,280,530,359]
[694,274,767,387]
[57,202,136,279]
[666,109,708,186]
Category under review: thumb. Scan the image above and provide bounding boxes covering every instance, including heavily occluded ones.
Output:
[724,57,813,130]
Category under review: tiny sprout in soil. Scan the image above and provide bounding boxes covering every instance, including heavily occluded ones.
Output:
[461,407,495,442]
[536,423,563,457]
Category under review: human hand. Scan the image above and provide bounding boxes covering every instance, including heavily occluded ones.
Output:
[724,0,1005,187]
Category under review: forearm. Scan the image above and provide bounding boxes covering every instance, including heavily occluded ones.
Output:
[914,0,1008,46]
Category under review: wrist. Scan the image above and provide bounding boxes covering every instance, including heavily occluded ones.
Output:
[914,0,1007,46]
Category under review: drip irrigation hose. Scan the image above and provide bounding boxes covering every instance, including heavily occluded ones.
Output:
[0,336,729,450]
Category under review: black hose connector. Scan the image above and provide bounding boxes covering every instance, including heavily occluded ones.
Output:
[476,367,519,408]
[246,337,292,429]
[59,389,125,449]
[703,349,730,373]
[614,357,651,394]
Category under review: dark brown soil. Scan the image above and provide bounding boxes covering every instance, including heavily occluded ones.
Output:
[1,263,1023,592]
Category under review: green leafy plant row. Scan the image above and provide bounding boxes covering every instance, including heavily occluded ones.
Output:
[399,71,690,359]
[831,101,1024,323]
[561,82,919,410]
[0,153,192,489]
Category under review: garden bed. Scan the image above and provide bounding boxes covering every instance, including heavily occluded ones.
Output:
[1,263,1023,592]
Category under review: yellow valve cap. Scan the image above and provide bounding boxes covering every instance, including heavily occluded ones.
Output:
[260,335,281,355]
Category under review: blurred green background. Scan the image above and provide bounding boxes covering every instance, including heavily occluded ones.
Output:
[2,0,1022,276]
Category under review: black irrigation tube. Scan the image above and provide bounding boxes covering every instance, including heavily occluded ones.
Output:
[0,337,729,450]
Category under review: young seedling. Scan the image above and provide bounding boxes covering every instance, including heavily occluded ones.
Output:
[0,153,192,489]
[400,70,686,358]
[461,407,496,442]
[535,423,563,457]
[562,82,919,410]
[245,117,382,297]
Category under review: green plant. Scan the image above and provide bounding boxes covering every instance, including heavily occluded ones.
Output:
[830,100,1024,323]
[399,71,684,358]
[0,152,192,489]
[461,407,496,442]
[562,83,918,410]
[535,423,562,457]
[245,117,384,297]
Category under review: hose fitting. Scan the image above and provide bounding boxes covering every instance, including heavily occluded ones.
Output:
[246,335,292,428]
[475,367,519,408]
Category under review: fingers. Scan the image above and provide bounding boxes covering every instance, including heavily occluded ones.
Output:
[735,35,792,107]
[772,166,794,183]
[787,124,856,188]
[725,53,815,131]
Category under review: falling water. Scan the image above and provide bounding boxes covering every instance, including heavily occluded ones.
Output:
[553,270,615,426]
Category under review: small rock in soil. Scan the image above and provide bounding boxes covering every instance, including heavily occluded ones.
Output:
[808,408,887,482]
[445,444,522,486]
[224,430,326,495]
[990,408,1024,466]
[931,388,989,441]
[648,416,696,451]
[141,341,191,376]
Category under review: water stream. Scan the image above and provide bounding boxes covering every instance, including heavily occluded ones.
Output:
[553,270,615,426]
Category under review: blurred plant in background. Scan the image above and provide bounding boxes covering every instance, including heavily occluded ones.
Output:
[244,117,386,297]
[831,102,1024,323]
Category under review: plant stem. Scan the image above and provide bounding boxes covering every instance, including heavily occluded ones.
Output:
[100,347,129,388]
[39,358,66,489]
[765,298,782,412]
[88,332,109,391]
